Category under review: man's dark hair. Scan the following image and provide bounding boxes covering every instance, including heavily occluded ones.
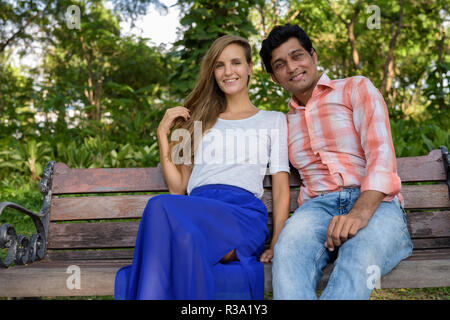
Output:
[259,24,314,74]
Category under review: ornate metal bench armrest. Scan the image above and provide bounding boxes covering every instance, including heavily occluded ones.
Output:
[0,202,47,267]
[0,161,55,268]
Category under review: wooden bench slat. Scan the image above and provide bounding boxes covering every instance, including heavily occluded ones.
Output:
[1,253,448,297]
[51,163,168,195]
[50,195,155,221]
[401,184,450,209]
[47,210,450,250]
[44,247,450,262]
[49,184,449,222]
[50,149,446,195]
[0,260,127,297]
[47,221,139,249]
[46,249,134,261]
[406,211,450,238]
[396,149,446,182]
[411,238,450,250]
[49,191,300,221]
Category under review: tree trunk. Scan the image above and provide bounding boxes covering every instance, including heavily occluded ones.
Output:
[80,36,103,121]
[348,17,360,70]
[328,0,363,71]
[381,0,404,95]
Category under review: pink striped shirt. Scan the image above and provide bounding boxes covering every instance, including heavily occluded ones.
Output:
[287,73,403,206]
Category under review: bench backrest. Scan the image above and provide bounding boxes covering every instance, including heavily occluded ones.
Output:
[45,149,450,261]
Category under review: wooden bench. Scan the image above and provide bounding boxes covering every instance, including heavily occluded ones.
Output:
[0,147,449,298]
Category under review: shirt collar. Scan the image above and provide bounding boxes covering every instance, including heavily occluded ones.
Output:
[288,73,334,112]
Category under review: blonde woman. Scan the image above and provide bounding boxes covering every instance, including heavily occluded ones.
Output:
[115,35,290,300]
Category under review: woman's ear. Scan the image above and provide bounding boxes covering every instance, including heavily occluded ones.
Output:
[248,61,253,75]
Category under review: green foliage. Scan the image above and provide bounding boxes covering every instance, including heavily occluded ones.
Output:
[0,139,53,181]
[0,0,447,179]
[0,173,42,237]
[169,0,259,98]
[390,118,449,157]
[55,136,159,168]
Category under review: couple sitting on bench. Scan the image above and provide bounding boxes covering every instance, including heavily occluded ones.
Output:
[115,24,413,300]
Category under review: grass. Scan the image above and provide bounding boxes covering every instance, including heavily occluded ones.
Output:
[263,287,450,300]
[370,287,450,300]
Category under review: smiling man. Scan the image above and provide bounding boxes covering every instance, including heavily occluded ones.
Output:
[259,24,413,300]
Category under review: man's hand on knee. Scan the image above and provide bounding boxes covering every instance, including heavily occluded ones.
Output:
[325,211,370,251]
[325,190,386,251]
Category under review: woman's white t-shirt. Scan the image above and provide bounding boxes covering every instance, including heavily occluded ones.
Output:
[186,110,290,198]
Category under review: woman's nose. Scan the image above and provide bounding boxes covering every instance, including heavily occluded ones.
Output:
[224,63,233,76]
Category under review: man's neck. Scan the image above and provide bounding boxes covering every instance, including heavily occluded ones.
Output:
[294,73,322,106]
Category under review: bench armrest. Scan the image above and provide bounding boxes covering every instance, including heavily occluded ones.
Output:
[0,161,55,268]
[0,202,47,267]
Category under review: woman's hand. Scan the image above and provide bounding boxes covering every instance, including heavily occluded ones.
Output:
[260,248,274,264]
[157,106,190,137]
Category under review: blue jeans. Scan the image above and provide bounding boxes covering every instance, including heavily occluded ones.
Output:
[272,188,413,300]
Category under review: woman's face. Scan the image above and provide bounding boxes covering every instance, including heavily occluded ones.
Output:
[214,43,252,96]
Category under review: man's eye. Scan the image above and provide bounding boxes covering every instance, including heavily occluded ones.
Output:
[275,63,284,69]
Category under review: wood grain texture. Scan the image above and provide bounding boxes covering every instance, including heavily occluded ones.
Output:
[0,260,129,297]
[49,149,446,195]
[1,254,448,297]
[48,184,449,221]
[51,162,168,195]
[406,211,450,238]
[46,211,450,250]
[43,248,450,262]
[400,184,450,209]
[47,221,139,249]
[396,149,446,182]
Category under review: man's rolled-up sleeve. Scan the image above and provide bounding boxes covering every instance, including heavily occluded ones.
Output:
[352,77,401,196]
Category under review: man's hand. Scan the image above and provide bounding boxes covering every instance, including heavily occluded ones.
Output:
[324,190,386,251]
[325,211,370,251]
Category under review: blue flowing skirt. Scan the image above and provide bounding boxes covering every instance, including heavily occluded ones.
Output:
[114,184,269,300]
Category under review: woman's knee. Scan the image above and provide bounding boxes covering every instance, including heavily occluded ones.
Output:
[220,249,239,263]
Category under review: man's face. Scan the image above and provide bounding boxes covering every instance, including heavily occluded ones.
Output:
[269,37,319,100]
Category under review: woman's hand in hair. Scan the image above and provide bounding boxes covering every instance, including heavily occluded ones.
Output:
[157,106,190,137]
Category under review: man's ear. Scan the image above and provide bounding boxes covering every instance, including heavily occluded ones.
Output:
[311,48,318,65]
[270,73,279,84]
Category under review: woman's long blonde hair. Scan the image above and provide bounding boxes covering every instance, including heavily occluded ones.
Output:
[169,35,252,164]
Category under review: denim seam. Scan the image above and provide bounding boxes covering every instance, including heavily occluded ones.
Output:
[321,260,337,298]
[312,246,327,292]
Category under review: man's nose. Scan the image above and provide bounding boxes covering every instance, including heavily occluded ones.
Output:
[286,59,296,73]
